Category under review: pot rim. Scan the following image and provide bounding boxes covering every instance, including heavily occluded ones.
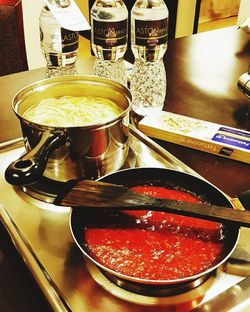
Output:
[12,75,132,131]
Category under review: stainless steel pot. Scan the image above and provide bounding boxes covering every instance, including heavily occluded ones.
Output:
[5,76,131,185]
[70,167,240,286]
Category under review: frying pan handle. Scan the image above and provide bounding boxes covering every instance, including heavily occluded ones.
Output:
[5,131,67,186]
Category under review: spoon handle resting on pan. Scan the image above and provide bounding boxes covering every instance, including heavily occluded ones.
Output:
[55,180,250,227]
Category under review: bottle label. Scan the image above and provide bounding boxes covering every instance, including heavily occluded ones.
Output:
[134,18,168,47]
[92,19,128,48]
[40,24,79,66]
[61,28,79,53]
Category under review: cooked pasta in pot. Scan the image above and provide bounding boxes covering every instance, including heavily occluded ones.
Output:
[22,96,122,127]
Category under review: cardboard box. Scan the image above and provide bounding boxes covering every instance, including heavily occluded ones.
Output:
[138,111,250,164]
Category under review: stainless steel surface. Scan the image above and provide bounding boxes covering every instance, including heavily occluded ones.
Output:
[8,75,131,184]
[0,129,248,311]
[192,276,250,312]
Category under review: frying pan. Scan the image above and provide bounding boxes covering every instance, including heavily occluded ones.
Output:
[70,167,240,286]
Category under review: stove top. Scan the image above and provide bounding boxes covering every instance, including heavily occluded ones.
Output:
[0,127,249,312]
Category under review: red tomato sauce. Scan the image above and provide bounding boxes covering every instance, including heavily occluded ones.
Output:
[83,185,225,280]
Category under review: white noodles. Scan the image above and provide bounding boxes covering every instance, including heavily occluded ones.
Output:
[22,96,122,127]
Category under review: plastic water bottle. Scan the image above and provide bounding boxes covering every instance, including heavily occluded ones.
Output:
[130,0,169,116]
[39,1,79,78]
[90,0,128,86]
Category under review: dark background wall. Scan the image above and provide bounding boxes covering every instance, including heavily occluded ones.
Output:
[0,1,28,76]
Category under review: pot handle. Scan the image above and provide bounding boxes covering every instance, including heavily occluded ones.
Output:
[5,131,67,186]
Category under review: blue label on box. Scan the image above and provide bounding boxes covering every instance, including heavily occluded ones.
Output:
[219,127,250,138]
[212,127,250,150]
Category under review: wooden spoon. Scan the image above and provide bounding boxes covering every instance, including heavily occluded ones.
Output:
[54,179,250,227]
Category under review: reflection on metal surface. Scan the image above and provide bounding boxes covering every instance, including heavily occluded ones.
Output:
[18,186,71,212]
[192,276,250,312]
[129,125,200,175]
[86,259,215,306]
[0,131,247,311]
[20,148,137,204]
